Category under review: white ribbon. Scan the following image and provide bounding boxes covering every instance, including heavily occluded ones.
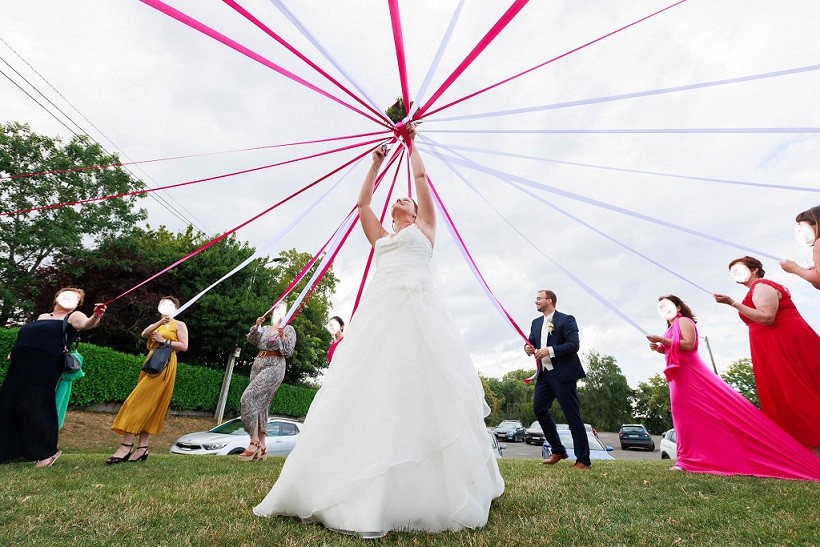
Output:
[268,0,384,121]
[426,63,820,123]
[174,158,363,316]
[419,143,785,262]
[421,142,819,193]
[420,135,650,336]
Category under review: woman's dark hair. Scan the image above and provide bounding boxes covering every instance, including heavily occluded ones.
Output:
[330,316,345,329]
[728,256,765,278]
[160,295,180,308]
[796,205,820,238]
[658,295,697,324]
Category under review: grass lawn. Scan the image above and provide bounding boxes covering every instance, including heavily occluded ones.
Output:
[1,412,817,546]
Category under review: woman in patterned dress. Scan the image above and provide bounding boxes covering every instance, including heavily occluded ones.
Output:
[237,302,296,461]
[106,296,188,464]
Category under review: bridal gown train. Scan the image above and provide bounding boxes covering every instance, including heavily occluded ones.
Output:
[253,224,505,536]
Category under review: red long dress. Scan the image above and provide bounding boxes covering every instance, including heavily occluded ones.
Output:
[740,279,820,447]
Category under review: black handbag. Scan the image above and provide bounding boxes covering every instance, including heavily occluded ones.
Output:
[62,313,82,372]
[142,343,172,374]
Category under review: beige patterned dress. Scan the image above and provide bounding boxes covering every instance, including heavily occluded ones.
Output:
[241,324,296,435]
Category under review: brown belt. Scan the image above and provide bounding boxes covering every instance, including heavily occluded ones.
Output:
[257,349,283,358]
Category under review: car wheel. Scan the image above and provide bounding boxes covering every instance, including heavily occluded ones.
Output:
[650,443,655,451]
[661,452,669,459]
[228,448,244,455]
[621,445,627,450]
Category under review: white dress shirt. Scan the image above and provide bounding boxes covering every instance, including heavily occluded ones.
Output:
[540,312,556,370]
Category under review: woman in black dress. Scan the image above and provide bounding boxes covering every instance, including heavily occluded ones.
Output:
[0,287,105,467]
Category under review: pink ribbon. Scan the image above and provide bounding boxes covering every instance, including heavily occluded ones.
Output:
[422,0,687,119]
[0,130,390,182]
[103,143,382,306]
[3,137,385,217]
[223,0,389,126]
[425,174,535,381]
[388,0,411,111]
[352,151,404,315]
[139,0,388,127]
[416,0,530,118]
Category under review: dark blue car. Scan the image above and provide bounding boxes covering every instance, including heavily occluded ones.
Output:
[494,420,525,443]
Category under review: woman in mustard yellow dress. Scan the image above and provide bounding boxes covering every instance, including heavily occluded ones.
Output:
[106,296,188,464]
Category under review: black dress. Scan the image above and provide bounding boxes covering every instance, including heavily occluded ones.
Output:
[0,318,77,463]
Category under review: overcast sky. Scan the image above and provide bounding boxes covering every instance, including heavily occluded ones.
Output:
[2,1,818,386]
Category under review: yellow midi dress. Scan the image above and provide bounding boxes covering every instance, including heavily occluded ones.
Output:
[111,320,179,435]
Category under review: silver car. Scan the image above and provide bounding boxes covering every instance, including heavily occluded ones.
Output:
[170,417,302,456]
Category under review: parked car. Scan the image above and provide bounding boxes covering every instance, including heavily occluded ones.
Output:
[556,422,599,439]
[660,428,677,460]
[170,416,302,456]
[524,421,545,445]
[494,420,526,442]
[619,423,655,451]
[487,429,506,458]
[541,430,615,461]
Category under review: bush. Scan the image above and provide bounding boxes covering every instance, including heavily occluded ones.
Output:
[0,328,316,417]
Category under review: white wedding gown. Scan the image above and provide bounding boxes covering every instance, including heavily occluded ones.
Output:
[253,224,504,537]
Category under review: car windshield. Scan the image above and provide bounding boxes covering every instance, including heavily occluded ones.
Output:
[209,418,246,435]
[622,426,645,432]
[497,421,520,428]
[529,421,541,429]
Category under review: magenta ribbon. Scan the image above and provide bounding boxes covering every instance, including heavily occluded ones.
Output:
[139,0,387,127]
[422,0,687,119]
[3,136,385,217]
[352,151,404,315]
[223,0,389,127]
[388,0,411,112]
[103,143,382,306]
[416,0,530,118]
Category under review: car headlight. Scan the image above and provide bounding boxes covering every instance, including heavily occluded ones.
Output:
[202,442,228,450]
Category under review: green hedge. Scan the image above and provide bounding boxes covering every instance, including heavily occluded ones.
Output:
[0,328,316,418]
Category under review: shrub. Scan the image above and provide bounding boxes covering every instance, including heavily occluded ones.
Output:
[0,328,316,417]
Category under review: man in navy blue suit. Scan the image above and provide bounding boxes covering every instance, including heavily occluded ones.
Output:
[524,290,591,469]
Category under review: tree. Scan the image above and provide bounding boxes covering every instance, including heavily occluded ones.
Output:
[480,375,503,426]
[632,373,672,434]
[577,351,634,431]
[34,226,337,384]
[0,122,145,324]
[720,357,758,407]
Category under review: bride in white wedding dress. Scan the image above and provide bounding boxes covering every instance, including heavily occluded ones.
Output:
[253,126,504,537]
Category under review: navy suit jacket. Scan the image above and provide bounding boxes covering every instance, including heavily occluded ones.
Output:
[528,311,585,383]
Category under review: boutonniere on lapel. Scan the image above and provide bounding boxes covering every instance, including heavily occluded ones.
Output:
[547,321,554,333]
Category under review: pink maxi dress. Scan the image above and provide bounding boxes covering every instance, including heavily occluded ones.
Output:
[662,317,820,481]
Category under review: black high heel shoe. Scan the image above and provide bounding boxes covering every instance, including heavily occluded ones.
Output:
[105,443,133,465]
[128,446,149,462]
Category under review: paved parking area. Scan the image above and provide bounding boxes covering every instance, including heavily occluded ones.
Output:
[498,431,663,461]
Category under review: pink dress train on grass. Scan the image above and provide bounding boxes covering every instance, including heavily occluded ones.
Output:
[662,317,820,481]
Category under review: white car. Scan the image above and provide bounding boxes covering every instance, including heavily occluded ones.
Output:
[541,430,615,461]
[660,428,677,460]
[170,417,302,456]
[487,429,505,458]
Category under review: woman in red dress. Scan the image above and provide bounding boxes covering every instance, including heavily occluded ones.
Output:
[714,256,820,457]
[326,316,345,364]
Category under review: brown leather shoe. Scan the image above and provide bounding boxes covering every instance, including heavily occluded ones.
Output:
[541,452,569,465]
[572,462,591,470]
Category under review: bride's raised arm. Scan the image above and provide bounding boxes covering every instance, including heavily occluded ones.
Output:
[408,126,436,244]
[357,146,389,246]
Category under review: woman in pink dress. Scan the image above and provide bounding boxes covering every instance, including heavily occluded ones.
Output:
[647,295,820,480]
[714,256,820,457]
[780,205,820,289]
